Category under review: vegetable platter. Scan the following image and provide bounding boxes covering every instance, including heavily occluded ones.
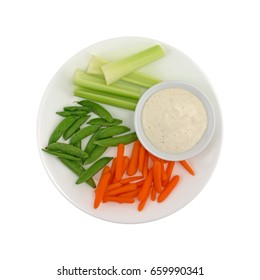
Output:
[37,37,222,223]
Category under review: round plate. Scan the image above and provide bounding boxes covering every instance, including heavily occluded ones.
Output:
[37,37,222,224]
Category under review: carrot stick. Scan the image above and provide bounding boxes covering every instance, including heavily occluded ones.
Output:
[118,189,140,198]
[160,160,167,181]
[102,165,111,175]
[127,140,141,176]
[179,160,195,176]
[142,151,149,177]
[151,185,157,201]
[106,183,137,196]
[109,157,117,183]
[162,161,175,186]
[138,145,146,172]
[158,175,180,203]
[105,182,122,192]
[153,161,163,193]
[121,156,130,177]
[114,144,125,182]
[138,169,153,201]
[136,179,145,187]
[138,186,152,211]
[119,175,143,185]
[103,196,135,204]
[94,172,111,209]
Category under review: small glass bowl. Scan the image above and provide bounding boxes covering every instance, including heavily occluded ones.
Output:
[134,81,216,161]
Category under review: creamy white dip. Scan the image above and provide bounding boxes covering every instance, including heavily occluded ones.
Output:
[141,88,208,153]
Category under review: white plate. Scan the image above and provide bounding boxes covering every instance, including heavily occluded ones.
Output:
[37,37,222,224]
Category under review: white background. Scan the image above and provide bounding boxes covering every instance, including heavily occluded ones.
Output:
[0,0,259,279]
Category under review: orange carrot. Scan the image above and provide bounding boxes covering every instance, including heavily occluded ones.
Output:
[160,160,167,181]
[179,160,195,176]
[142,151,149,177]
[102,165,111,175]
[121,156,130,177]
[150,185,157,201]
[138,169,153,201]
[119,175,143,185]
[138,186,152,211]
[153,161,163,193]
[136,179,145,187]
[109,157,117,183]
[158,175,180,203]
[118,189,140,198]
[94,172,111,209]
[103,196,135,204]
[105,182,122,192]
[162,161,175,186]
[114,144,125,182]
[127,140,141,176]
[138,145,146,172]
[106,183,137,196]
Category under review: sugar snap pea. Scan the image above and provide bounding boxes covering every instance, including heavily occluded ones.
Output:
[69,125,100,144]
[84,146,107,165]
[78,100,113,122]
[59,158,96,188]
[94,132,138,147]
[46,142,89,159]
[73,139,82,150]
[87,118,122,127]
[42,149,82,161]
[63,106,91,112]
[63,115,90,140]
[96,125,130,139]
[76,157,113,184]
[56,111,89,117]
[48,115,79,144]
[84,128,103,154]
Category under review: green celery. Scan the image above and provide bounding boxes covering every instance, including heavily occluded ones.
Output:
[73,70,140,100]
[87,56,107,75]
[74,87,137,111]
[101,44,165,85]
[75,70,142,94]
[87,55,162,88]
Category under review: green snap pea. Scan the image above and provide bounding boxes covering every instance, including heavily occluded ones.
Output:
[84,146,107,165]
[69,125,100,144]
[78,100,113,122]
[63,115,90,140]
[84,128,103,154]
[94,132,138,147]
[72,139,82,150]
[48,115,79,144]
[46,142,89,159]
[76,157,113,184]
[42,149,82,161]
[63,106,91,112]
[87,118,122,127]
[56,111,89,117]
[96,125,130,139]
[59,158,96,188]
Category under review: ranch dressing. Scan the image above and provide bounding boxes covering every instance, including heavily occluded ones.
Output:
[141,88,208,153]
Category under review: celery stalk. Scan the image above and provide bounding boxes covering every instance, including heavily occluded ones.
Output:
[73,70,140,100]
[74,87,137,111]
[75,70,142,94]
[87,55,162,88]
[122,71,162,88]
[87,56,106,75]
[101,44,165,85]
